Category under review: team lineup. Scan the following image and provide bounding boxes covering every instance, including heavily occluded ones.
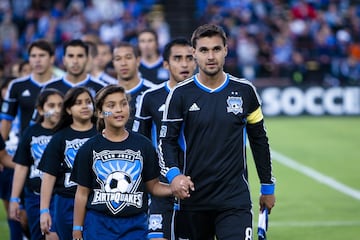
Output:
[0,24,275,240]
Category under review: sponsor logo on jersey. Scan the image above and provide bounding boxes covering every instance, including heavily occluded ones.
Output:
[227,96,243,114]
[92,149,144,214]
[22,89,31,97]
[189,103,200,111]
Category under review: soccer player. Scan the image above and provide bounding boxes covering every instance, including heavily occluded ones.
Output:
[133,38,196,239]
[9,88,63,240]
[158,23,276,239]
[85,41,117,85]
[43,39,105,96]
[112,42,156,130]
[137,29,169,85]
[70,85,173,240]
[0,76,27,240]
[1,39,57,139]
[39,87,97,240]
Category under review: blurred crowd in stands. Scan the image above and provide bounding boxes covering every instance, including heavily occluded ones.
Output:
[0,0,359,86]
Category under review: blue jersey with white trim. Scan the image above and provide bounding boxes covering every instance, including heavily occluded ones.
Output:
[44,74,105,97]
[133,82,169,147]
[126,78,156,130]
[159,73,274,210]
[139,57,169,85]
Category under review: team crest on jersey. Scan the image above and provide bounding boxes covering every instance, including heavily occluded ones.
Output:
[64,138,90,168]
[1,102,8,113]
[92,149,143,214]
[149,214,163,230]
[227,96,243,115]
[30,135,52,179]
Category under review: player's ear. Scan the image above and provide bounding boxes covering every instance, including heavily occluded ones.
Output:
[66,108,71,115]
[163,61,169,70]
[98,110,104,119]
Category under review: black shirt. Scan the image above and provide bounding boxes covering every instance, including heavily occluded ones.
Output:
[44,74,105,97]
[13,123,55,193]
[71,132,160,217]
[139,57,169,85]
[0,75,49,135]
[38,126,98,198]
[159,73,274,210]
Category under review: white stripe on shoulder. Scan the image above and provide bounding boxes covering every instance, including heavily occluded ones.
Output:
[89,76,106,86]
[7,75,30,85]
[142,78,159,89]
[228,74,261,103]
[44,77,62,85]
[173,75,195,90]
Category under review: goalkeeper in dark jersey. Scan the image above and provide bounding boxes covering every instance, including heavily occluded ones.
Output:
[158,23,276,240]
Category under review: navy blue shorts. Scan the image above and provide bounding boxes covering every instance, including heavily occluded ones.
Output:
[84,210,148,240]
[54,194,74,240]
[175,207,253,240]
[24,187,57,240]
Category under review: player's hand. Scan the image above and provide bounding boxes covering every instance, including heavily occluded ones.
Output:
[170,175,195,199]
[9,202,21,221]
[259,194,275,214]
[40,212,52,235]
[73,230,83,240]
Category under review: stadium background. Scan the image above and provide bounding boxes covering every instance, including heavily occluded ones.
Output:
[0,0,359,239]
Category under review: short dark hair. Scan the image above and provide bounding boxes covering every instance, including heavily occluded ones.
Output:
[113,42,140,58]
[19,60,30,73]
[63,39,89,56]
[28,39,55,56]
[162,38,192,62]
[138,28,158,43]
[84,41,98,58]
[191,24,227,49]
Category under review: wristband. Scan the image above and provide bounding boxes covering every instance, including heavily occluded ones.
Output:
[73,225,83,231]
[73,239,83,240]
[10,197,21,203]
[166,167,181,183]
[260,184,275,195]
[40,208,49,215]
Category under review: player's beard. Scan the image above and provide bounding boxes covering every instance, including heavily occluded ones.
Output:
[70,68,85,77]
[201,65,222,76]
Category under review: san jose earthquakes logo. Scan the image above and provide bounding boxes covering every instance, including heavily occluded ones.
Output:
[227,96,243,115]
[64,138,90,168]
[92,150,143,214]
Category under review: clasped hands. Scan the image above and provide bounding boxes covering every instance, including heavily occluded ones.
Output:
[170,174,195,199]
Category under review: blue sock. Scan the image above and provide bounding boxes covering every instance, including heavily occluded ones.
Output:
[7,219,24,240]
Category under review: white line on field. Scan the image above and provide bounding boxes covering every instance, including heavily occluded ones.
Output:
[271,150,360,201]
[269,220,360,227]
